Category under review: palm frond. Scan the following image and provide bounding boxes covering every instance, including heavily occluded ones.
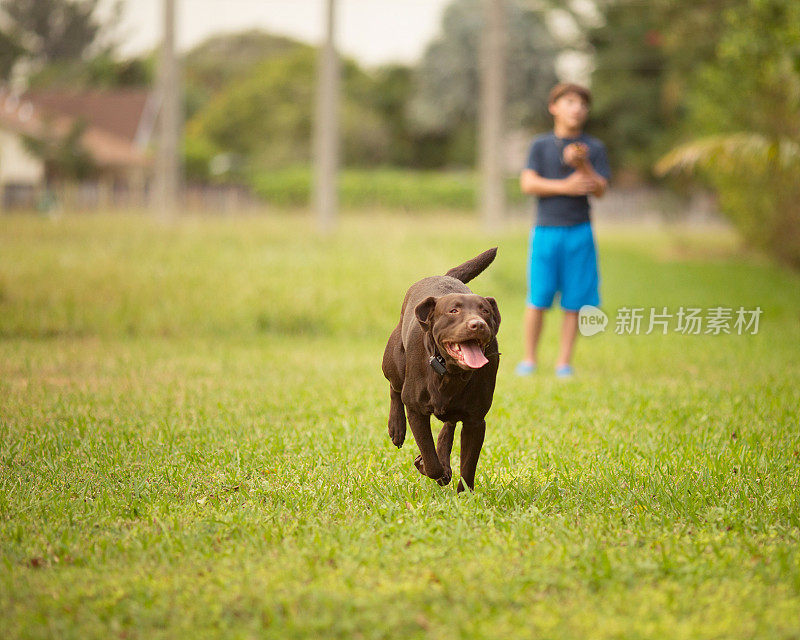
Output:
[655,133,800,177]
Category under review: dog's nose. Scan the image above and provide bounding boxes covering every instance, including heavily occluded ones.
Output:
[467,317,487,332]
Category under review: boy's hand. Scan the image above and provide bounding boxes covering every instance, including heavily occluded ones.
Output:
[563,142,590,169]
[563,171,599,196]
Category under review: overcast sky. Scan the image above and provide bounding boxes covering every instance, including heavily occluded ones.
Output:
[114,0,453,67]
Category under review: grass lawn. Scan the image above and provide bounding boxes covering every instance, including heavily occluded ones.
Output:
[1,211,799,639]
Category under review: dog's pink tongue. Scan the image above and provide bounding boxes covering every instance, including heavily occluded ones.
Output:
[461,342,489,369]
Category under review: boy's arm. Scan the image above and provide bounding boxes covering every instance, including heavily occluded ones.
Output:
[520,169,599,197]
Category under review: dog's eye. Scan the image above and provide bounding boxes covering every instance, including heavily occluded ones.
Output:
[449,308,460,314]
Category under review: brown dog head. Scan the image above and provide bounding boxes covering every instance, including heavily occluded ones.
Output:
[415,293,501,370]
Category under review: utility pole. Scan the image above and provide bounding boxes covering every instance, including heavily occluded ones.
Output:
[479,0,507,231]
[154,0,181,219]
[313,0,340,234]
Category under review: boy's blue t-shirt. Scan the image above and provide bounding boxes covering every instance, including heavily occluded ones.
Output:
[525,132,611,227]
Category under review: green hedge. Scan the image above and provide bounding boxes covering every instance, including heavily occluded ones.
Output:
[249,167,526,210]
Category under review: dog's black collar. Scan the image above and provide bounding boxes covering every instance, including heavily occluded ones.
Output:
[425,334,448,376]
[429,351,448,376]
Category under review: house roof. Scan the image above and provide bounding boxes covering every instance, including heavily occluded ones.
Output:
[23,89,153,144]
[0,88,156,169]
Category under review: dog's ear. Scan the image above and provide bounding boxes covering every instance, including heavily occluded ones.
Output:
[415,296,438,332]
[484,297,501,333]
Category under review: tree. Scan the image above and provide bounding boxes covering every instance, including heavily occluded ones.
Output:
[588,1,671,178]
[0,0,120,63]
[656,0,800,267]
[183,30,303,93]
[589,0,742,179]
[25,54,154,89]
[354,64,454,169]
[411,0,558,165]
[182,30,305,121]
[180,31,314,179]
[186,48,390,174]
[23,119,96,181]
[0,29,24,80]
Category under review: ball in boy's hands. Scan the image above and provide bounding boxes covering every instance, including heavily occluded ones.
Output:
[563,142,589,168]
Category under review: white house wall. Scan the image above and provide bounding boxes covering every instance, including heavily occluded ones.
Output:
[0,129,44,185]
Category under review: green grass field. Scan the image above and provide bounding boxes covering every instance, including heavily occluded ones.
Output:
[1,211,799,639]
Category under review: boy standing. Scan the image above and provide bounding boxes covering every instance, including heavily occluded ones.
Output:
[516,83,610,378]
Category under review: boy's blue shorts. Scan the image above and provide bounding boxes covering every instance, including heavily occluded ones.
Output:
[527,221,600,311]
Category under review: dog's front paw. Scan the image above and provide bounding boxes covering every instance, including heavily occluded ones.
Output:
[414,455,452,486]
[388,419,405,448]
[436,468,453,486]
[388,410,406,448]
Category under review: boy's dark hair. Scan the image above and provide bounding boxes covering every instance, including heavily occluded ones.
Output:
[548,83,592,107]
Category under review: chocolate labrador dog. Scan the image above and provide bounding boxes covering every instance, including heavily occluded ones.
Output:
[382,248,500,491]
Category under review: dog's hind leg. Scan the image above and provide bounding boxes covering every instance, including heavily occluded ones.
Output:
[436,421,456,479]
[387,386,406,447]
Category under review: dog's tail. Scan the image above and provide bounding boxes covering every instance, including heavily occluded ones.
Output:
[445,247,498,284]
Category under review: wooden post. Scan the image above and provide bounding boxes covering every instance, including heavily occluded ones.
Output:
[154,0,181,219]
[313,0,340,234]
[479,0,507,230]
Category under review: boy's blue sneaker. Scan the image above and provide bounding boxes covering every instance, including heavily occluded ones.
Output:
[515,361,537,376]
[555,364,574,379]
